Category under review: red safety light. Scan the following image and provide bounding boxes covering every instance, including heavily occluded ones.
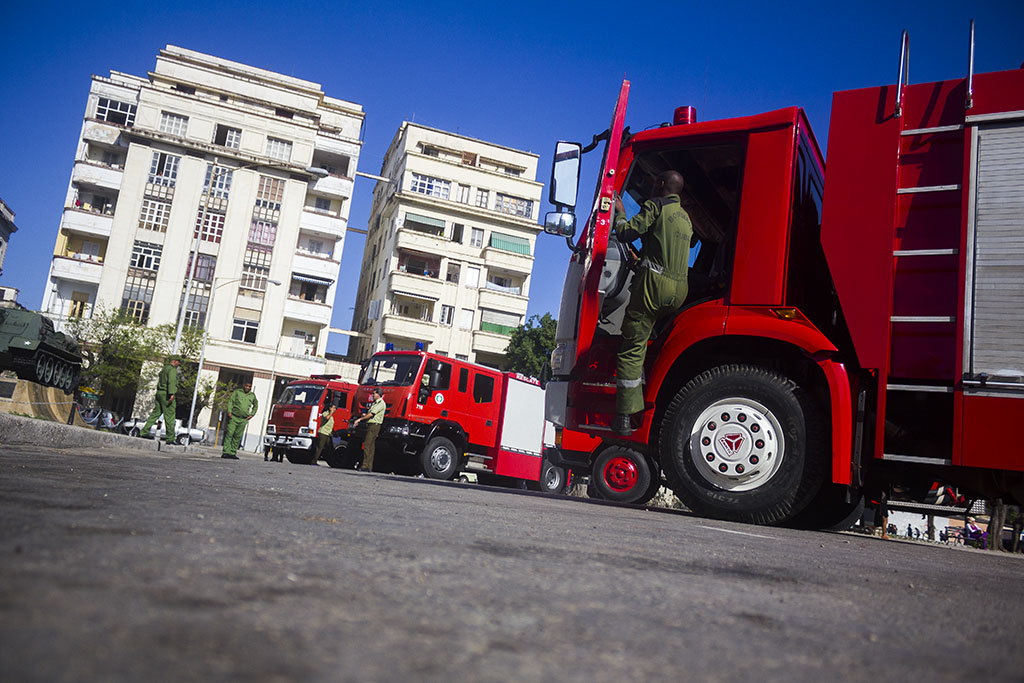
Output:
[673,106,697,125]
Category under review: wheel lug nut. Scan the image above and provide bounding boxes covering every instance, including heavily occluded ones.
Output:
[755,439,765,449]
[721,412,730,421]
[718,463,728,473]
[738,414,747,422]
[749,455,759,464]
[708,421,717,431]
[702,437,711,446]
[736,464,745,473]
[751,424,760,433]
[706,453,714,462]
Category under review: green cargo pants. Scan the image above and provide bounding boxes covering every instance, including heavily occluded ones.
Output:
[141,391,176,444]
[222,415,248,456]
[616,268,688,415]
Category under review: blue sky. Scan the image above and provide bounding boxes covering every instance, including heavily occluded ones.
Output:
[2,1,1021,355]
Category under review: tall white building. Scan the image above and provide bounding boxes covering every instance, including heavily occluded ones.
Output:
[349,123,542,367]
[41,46,363,444]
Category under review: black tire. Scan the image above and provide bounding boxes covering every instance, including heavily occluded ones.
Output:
[590,445,653,504]
[286,449,316,465]
[659,364,825,525]
[175,433,190,446]
[527,459,567,494]
[636,453,664,506]
[420,436,459,480]
[323,442,345,468]
[785,484,865,531]
[128,426,141,438]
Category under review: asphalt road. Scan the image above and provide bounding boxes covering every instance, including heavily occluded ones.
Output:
[1,444,1021,682]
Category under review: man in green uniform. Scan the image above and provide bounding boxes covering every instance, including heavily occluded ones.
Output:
[222,381,258,459]
[311,403,337,464]
[352,387,386,472]
[612,170,693,436]
[141,355,181,444]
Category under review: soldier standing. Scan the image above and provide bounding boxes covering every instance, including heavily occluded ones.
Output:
[351,387,386,472]
[140,355,181,445]
[222,381,258,459]
[612,170,693,436]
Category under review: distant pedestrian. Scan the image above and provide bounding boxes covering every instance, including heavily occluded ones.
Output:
[907,524,913,538]
[222,381,258,460]
[140,355,181,445]
[352,387,386,472]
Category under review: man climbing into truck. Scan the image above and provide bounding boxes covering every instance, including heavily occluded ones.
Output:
[612,170,694,435]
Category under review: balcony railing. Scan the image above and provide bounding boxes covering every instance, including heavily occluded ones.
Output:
[484,280,522,295]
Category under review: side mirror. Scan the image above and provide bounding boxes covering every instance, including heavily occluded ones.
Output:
[544,211,576,237]
[549,141,581,210]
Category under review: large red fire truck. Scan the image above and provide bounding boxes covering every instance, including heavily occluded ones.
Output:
[339,350,568,493]
[542,27,1024,526]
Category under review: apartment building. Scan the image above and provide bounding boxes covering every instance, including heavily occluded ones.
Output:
[41,45,363,445]
[349,123,542,367]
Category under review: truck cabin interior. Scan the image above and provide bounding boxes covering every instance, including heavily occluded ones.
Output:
[597,141,745,338]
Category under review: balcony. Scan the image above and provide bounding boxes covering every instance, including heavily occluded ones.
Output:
[472,329,511,355]
[299,208,345,238]
[61,209,113,238]
[292,252,340,281]
[309,174,353,200]
[71,161,123,192]
[50,255,103,285]
[381,313,438,342]
[482,245,533,274]
[284,296,332,326]
[395,227,448,254]
[478,287,528,315]
[390,270,443,301]
[82,120,127,146]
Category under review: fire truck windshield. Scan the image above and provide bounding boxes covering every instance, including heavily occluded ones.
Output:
[278,384,325,406]
[362,354,422,386]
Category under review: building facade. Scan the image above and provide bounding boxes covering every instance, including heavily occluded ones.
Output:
[41,46,363,447]
[349,123,541,367]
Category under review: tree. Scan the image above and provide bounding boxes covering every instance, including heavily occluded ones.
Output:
[502,313,557,383]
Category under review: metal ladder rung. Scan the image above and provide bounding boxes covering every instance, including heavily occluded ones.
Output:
[890,316,955,323]
[893,249,958,256]
[900,124,963,136]
[896,185,961,194]
[882,453,953,466]
[887,383,954,393]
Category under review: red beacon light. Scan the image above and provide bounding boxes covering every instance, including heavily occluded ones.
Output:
[673,106,697,125]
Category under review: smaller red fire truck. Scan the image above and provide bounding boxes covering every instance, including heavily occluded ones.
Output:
[339,350,568,492]
[263,375,358,464]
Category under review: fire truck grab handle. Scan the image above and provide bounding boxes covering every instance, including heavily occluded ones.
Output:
[894,29,909,118]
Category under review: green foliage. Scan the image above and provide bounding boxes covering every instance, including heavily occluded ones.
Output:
[502,313,557,383]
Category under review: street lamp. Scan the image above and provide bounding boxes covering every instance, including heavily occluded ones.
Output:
[186,276,282,437]
[171,162,330,354]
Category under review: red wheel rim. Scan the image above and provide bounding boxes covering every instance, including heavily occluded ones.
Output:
[603,456,638,492]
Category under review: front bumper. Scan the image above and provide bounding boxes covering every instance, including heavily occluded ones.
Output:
[263,434,313,450]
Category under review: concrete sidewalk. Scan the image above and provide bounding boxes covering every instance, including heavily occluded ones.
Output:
[0,412,189,453]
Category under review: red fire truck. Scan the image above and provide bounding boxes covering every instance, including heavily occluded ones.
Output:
[339,350,568,492]
[542,27,1024,526]
[263,375,358,464]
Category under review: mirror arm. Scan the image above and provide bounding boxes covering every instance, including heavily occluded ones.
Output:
[581,129,610,154]
[565,235,581,254]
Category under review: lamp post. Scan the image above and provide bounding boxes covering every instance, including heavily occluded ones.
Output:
[171,162,329,354]
[186,276,282,438]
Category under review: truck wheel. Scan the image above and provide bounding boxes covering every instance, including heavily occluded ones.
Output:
[324,444,345,468]
[659,365,825,525]
[286,449,316,465]
[590,445,653,504]
[527,459,567,494]
[420,436,459,480]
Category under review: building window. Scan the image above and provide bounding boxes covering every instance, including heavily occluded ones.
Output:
[496,194,534,218]
[451,223,464,243]
[148,152,180,187]
[461,152,477,166]
[410,173,450,199]
[265,137,292,161]
[214,125,242,149]
[138,199,171,232]
[194,209,226,243]
[159,111,189,137]
[121,269,157,323]
[204,165,233,198]
[307,239,324,255]
[465,266,480,288]
[440,305,454,327]
[241,246,272,291]
[96,98,136,126]
[487,232,531,255]
[421,145,439,157]
[69,292,89,319]
[459,308,475,330]
[231,319,259,344]
[180,278,212,329]
[256,176,284,211]
[248,220,277,248]
[470,228,484,248]
[475,189,489,209]
[446,262,460,284]
[185,253,216,283]
[314,197,332,213]
[480,308,521,336]
[457,184,471,203]
[130,241,162,271]
[503,166,522,177]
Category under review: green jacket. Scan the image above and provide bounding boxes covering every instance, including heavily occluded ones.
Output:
[156,363,178,396]
[228,389,258,419]
[614,194,693,280]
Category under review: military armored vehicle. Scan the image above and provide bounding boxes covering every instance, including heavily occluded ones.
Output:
[0,306,82,394]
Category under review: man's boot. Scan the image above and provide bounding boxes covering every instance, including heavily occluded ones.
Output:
[613,414,632,436]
